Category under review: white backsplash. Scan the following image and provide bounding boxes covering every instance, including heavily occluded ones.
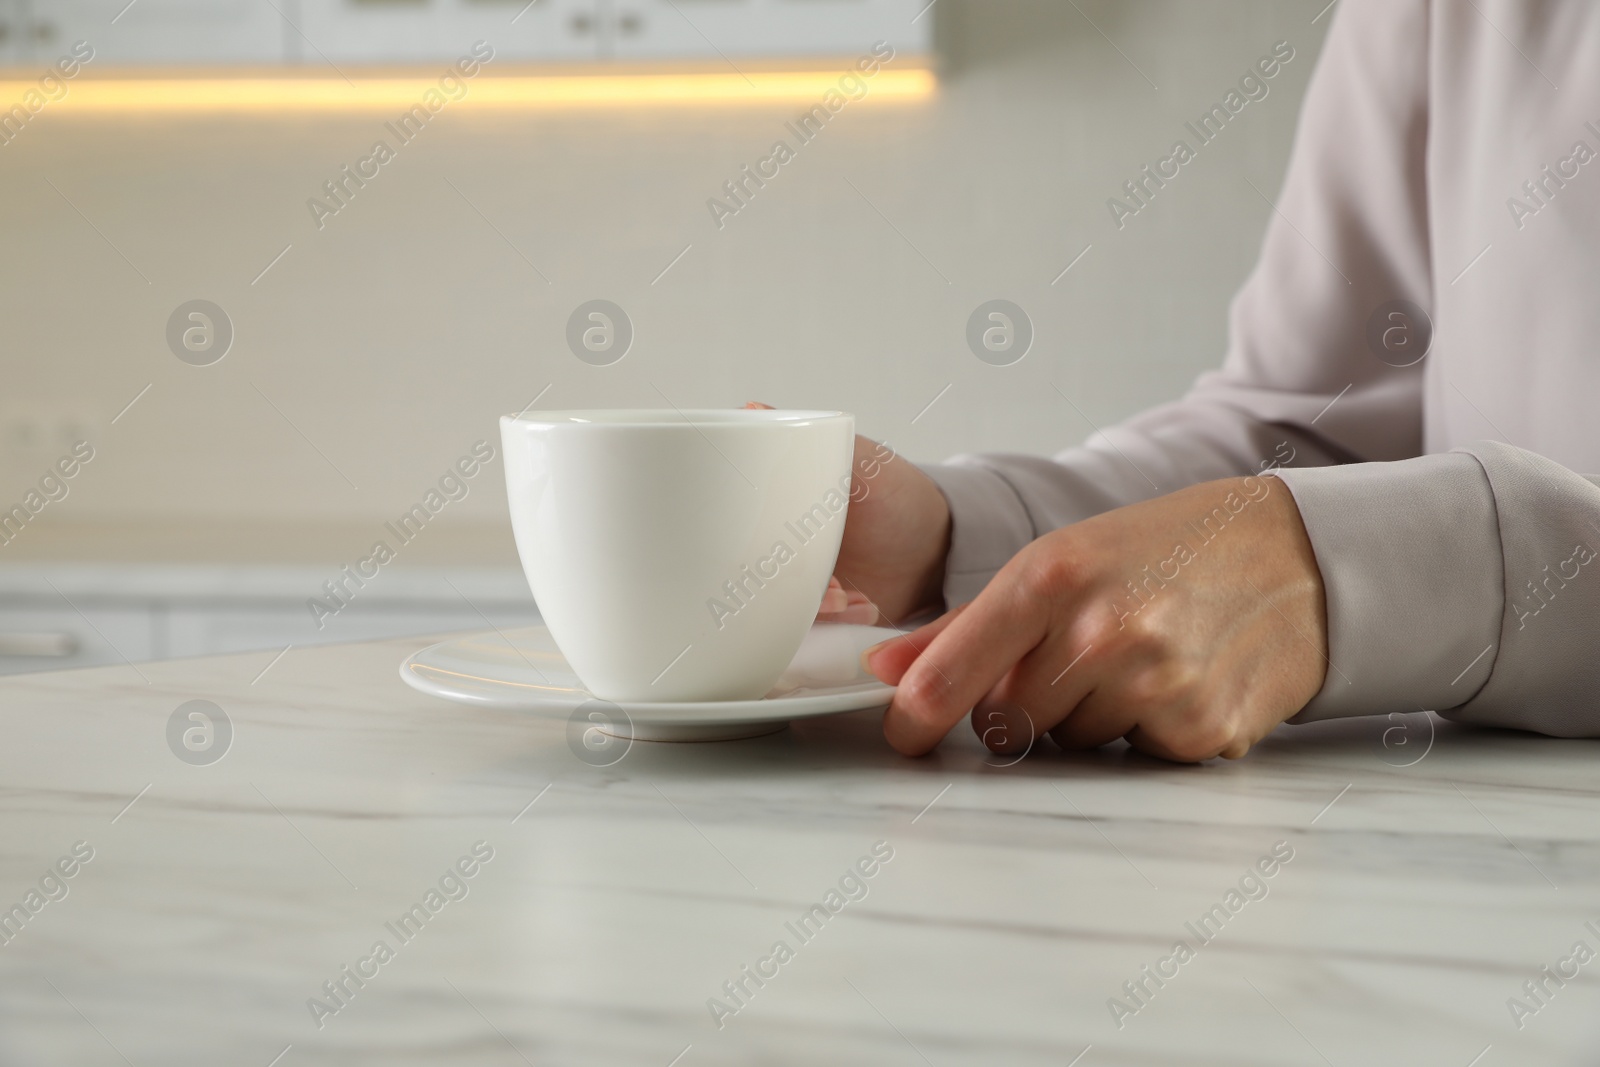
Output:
[0,0,1327,544]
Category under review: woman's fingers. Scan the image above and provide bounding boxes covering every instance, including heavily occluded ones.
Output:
[1047,686,1141,752]
[972,639,1100,754]
[852,475,1324,762]
[880,577,1052,756]
[831,590,881,625]
[818,578,883,624]
[861,604,964,684]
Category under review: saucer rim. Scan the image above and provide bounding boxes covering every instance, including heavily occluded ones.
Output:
[398,622,898,723]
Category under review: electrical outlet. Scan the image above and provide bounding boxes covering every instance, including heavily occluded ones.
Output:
[55,411,95,450]
[0,413,45,455]
[0,409,99,456]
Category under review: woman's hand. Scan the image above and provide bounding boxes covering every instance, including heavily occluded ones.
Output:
[864,475,1329,762]
[746,404,951,626]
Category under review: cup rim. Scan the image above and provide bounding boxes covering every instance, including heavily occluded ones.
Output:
[500,408,850,428]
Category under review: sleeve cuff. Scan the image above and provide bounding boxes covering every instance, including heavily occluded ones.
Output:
[1273,452,1504,722]
[918,461,1038,607]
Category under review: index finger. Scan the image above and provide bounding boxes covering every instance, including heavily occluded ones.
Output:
[881,570,1050,756]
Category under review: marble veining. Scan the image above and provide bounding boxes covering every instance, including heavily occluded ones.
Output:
[1,633,1598,1066]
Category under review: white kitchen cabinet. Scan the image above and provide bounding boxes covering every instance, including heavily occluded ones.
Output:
[299,0,928,65]
[0,565,540,676]
[606,0,928,61]
[1,0,927,68]
[297,0,595,65]
[0,604,155,675]
[0,0,23,65]
[32,0,286,66]
[0,0,60,66]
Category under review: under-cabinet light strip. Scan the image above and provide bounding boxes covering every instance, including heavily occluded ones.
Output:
[0,69,935,111]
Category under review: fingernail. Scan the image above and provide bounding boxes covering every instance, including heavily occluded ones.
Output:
[860,641,889,671]
[821,586,849,613]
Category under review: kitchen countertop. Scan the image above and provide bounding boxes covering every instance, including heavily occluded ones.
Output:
[1,636,1597,1066]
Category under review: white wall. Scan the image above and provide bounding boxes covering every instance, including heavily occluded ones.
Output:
[0,0,1331,564]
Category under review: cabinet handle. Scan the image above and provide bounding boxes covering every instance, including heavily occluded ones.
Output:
[618,12,642,35]
[0,633,80,658]
[32,21,55,43]
[569,13,593,34]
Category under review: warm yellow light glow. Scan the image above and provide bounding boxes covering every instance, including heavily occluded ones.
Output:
[0,68,935,112]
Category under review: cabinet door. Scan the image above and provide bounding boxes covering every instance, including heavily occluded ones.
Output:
[39,0,286,66]
[0,606,155,676]
[0,0,55,66]
[607,0,930,61]
[0,0,21,66]
[299,0,594,65]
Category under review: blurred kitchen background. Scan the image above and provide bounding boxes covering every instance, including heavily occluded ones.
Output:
[0,0,1328,674]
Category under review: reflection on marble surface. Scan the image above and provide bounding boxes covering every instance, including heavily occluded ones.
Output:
[1,635,1598,1066]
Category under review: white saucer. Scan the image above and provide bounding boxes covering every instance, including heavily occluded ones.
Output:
[399,622,898,742]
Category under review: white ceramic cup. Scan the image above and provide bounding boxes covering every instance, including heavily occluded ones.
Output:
[500,409,856,703]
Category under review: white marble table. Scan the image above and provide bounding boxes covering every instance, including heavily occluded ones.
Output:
[2,634,1597,1067]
